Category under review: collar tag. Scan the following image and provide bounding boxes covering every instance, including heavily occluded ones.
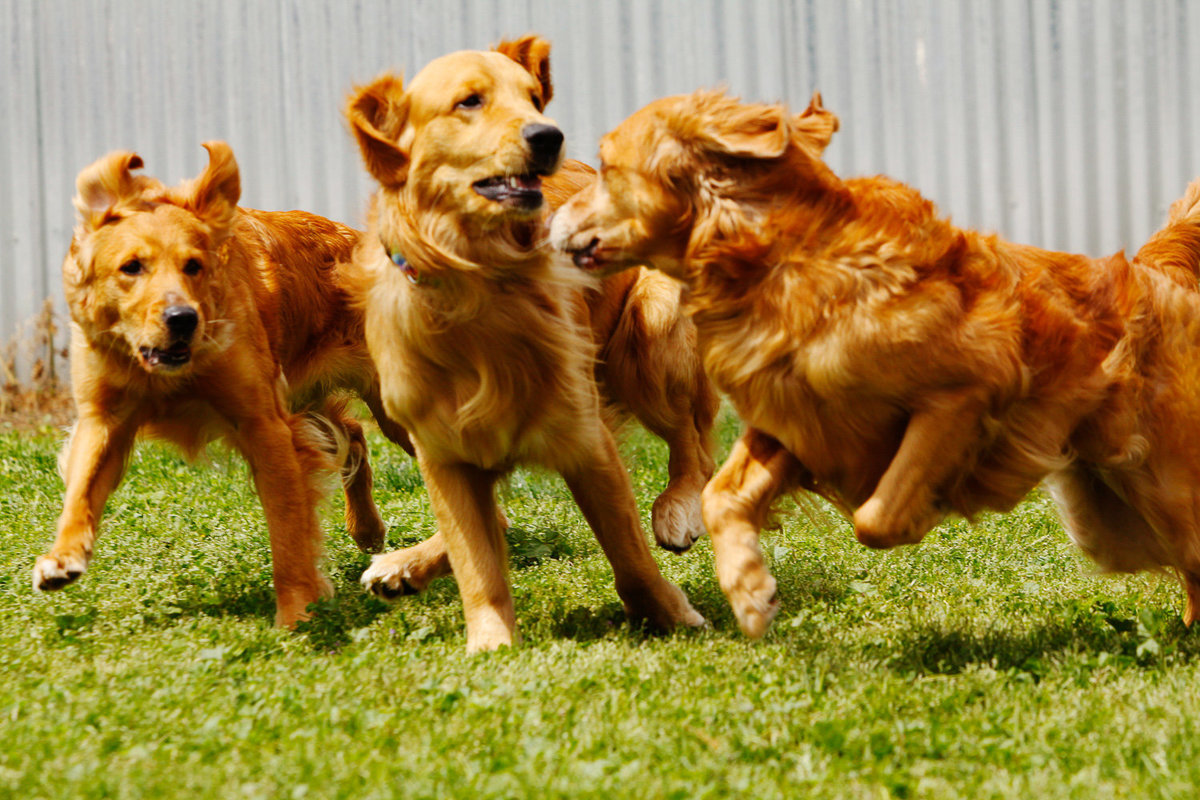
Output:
[384,242,421,285]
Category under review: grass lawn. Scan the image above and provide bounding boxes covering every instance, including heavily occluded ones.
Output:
[2,407,1198,799]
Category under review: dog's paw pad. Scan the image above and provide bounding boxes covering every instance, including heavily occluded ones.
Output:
[32,554,87,592]
[729,574,780,639]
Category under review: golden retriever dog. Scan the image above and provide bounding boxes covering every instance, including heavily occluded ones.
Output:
[34,143,412,626]
[551,89,1200,637]
[345,36,712,651]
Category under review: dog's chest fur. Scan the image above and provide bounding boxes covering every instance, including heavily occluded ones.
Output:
[370,273,601,471]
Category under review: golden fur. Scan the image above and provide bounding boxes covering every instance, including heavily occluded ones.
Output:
[345,36,713,652]
[34,143,412,626]
[552,89,1200,637]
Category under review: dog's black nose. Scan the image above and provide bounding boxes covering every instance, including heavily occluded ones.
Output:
[523,123,564,173]
[163,305,198,340]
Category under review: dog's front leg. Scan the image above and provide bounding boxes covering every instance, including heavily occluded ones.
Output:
[415,455,514,653]
[33,414,138,591]
[561,424,707,631]
[701,427,807,637]
[361,532,453,597]
[852,387,989,549]
[235,413,331,627]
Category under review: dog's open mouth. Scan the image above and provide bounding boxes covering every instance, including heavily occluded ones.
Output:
[473,174,544,210]
[570,238,603,271]
[139,342,192,370]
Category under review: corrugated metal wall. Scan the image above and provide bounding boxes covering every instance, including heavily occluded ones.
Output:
[3,0,1199,372]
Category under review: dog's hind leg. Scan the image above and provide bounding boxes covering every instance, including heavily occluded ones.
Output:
[599,272,719,552]
[562,422,707,632]
[1043,465,1171,574]
[701,427,807,638]
[1047,463,1200,624]
[362,385,415,456]
[33,414,138,592]
[649,412,718,553]
[316,401,387,553]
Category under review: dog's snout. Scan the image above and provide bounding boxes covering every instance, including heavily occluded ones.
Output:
[523,124,564,172]
[163,305,199,340]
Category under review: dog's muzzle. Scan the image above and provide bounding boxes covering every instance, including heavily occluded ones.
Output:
[139,304,198,370]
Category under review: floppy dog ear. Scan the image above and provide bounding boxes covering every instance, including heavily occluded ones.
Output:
[695,96,790,160]
[186,141,241,231]
[73,151,146,229]
[794,92,839,157]
[494,35,553,107]
[346,74,411,189]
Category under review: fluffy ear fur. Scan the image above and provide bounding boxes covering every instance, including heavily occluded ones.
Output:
[345,73,411,189]
[695,95,790,160]
[185,141,241,232]
[73,151,147,230]
[794,92,839,157]
[493,35,553,107]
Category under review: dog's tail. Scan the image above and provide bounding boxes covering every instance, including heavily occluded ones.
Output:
[1133,177,1200,289]
[298,400,357,486]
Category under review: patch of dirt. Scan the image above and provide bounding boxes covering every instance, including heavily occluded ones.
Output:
[0,387,75,433]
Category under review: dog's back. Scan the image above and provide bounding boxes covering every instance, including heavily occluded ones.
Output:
[230,208,373,401]
[1133,177,1200,289]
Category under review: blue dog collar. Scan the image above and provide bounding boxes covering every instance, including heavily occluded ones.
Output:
[382,240,427,286]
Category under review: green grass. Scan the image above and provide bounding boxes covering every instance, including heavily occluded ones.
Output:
[2,408,1199,799]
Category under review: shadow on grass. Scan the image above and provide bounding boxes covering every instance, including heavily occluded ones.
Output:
[877,603,1200,678]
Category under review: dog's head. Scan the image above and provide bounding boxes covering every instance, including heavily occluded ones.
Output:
[64,142,240,374]
[550,91,839,279]
[346,35,563,246]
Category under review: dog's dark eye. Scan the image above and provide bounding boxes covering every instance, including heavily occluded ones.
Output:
[455,94,483,111]
[119,259,144,276]
[183,258,202,276]
[530,93,543,112]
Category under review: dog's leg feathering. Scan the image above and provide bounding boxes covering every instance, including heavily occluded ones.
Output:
[701,428,806,638]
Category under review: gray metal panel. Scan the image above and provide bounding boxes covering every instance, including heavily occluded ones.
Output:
[3,0,1199,371]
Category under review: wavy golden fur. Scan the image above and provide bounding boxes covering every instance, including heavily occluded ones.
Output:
[35,143,412,626]
[552,89,1200,637]
[345,36,715,652]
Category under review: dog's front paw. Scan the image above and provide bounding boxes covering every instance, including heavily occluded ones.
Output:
[854,497,937,549]
[652,486,706,553]
[729,572,779,639]
[32,552,89,592]
[360,547,444,600]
